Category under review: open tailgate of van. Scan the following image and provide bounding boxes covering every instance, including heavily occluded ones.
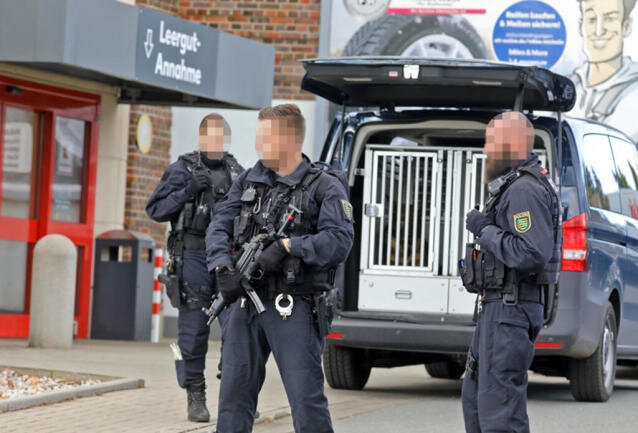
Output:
[300,57,575,112]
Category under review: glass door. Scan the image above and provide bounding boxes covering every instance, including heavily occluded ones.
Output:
[45,114,98,339]
[0,105,43,335]
[0,76,99,338]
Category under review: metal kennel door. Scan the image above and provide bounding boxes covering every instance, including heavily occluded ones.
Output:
[358,145,546,314]
[358,146,446,313]
[361,148,440,273]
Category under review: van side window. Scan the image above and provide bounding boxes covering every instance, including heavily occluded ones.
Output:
[580,134,621,213]
[610,136,638,219]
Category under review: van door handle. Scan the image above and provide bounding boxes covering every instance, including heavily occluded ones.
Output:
[395,290,412,300]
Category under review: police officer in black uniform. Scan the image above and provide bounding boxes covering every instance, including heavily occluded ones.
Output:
[146,114,243,423]
[206,104,354,433]
[460,111,561,433]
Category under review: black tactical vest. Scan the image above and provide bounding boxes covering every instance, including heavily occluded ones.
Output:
[486,163,562,285]
[177,151,242,237]
[234,166,338,295]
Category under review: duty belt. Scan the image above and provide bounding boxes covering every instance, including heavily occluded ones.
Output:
[252,285,313,302]
[481,284,544,305]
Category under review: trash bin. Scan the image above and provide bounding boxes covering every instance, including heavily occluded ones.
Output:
[91,230,155,341]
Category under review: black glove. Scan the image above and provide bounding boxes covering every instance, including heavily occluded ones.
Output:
[256,239,289,273]
[187,172,211,195]
[215,267,243,303]
[465,209,492,237]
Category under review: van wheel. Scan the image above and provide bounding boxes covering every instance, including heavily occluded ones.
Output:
[323,345,371,390]
[425,359,464,379]
[569,302,617,402]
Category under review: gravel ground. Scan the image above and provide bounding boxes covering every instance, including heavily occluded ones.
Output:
[0,368,101,400]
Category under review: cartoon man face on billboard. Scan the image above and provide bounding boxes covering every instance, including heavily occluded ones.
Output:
[580,0,633,72]
[571,0,638,142]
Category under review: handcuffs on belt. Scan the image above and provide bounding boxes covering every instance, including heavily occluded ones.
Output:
[242,293,294,319]
[275,294,294,319]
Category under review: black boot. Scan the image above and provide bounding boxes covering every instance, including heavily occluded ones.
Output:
[186,380,210,422]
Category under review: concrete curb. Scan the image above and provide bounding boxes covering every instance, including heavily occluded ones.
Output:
[187,406,292,433]
[0,377,144,412]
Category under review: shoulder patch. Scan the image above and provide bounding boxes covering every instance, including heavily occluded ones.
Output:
[340,199,353,221]
[513,211,532,233]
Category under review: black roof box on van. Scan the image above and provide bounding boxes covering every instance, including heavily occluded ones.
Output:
[300,57,576,112]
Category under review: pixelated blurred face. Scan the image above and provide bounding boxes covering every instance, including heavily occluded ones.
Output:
[255,118,302,170]
[580,0,631,63]
[198,118,230,158]
[484,114,534,180]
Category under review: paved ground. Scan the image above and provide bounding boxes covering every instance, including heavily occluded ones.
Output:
[254,367,638,433]
[2,338,638,432]
[0,338,417,433]
[330,367,638,433]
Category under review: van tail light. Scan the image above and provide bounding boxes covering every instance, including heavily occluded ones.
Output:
[562,213,587,272]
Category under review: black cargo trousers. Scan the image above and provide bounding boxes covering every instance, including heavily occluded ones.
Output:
[461,297,543,433]
[216,295,332,433]
[176,249,226,388]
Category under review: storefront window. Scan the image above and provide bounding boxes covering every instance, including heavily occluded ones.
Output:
[51,116,87,223]
[0,239,29,314]
[1,106,41,219]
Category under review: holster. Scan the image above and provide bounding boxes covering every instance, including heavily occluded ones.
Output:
[312,290,335,337]
[501,267,520,305]
[179,281,214,312]
[280,256,335,295]
[158,273,182,309]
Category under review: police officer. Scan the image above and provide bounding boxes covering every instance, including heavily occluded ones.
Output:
[146,114,243,423]
[460,111,561,433]
[206,103,354,433]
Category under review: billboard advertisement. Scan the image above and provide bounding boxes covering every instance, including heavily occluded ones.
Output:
[330,0,638,142]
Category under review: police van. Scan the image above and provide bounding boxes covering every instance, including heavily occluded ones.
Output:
[301,57,638,402]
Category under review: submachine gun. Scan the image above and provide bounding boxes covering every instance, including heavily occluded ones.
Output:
[203,204,303,325]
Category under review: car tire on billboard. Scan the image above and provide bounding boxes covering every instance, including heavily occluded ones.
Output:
[342,14,489,59]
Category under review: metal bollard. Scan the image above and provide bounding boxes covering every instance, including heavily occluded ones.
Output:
[28,234,77,349]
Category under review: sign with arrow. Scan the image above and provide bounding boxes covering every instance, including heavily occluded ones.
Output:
[135,8,218,96]
[144,29,154,58]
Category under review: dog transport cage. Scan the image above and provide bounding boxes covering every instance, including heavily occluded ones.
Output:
[358,144,546,315]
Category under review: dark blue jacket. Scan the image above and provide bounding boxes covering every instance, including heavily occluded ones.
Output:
[206,156,354,273]
[478,155,555,274]
[146,159,196,224]
[146,153,241,225]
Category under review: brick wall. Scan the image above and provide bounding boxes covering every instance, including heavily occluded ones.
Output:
[176,0,321,100]
[135,0,178,15]
[125,0,321,247]
[124,105,173,249]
